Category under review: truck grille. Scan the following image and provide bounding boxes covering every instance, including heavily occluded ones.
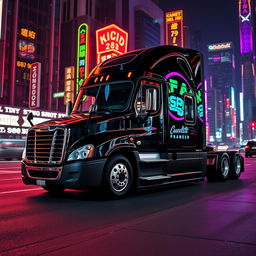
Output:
[26,128,65,163]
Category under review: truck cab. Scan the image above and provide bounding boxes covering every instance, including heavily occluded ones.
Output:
[22,45,244,197]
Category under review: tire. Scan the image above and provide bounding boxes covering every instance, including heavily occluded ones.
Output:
[230,154,242,179]
[216,154,230,181]
[103,155,133,198]
[43,185,64,194]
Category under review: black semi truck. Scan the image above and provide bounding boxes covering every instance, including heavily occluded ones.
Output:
[22,45,244,197]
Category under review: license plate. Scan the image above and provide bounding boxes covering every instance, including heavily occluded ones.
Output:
[251,147,256,149]
[36,179,46,186]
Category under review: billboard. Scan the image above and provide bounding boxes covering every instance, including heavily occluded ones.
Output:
[239,0,253,54]
[0,105,66,135]
[77,23,89,92]
[29,62,41,108]
[96,24,128,64]
[208,42,232,51]
[165,10,184,47]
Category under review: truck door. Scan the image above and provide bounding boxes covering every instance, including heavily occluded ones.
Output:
[131,80,164,152]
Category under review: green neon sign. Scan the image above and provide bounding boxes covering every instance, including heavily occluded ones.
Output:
[53,92,64,98]
[76,23,89,93]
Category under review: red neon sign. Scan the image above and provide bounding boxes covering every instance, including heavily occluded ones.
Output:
[96,24,128,63]
[165,10,184,47]
[29,62,41,108]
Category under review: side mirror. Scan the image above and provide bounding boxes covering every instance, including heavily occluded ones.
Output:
[145,88,157,112]
[27,112,34,126]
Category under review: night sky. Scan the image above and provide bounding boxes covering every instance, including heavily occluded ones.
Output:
[159,0,240,63]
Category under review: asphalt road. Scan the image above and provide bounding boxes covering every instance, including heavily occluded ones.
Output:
[0,156,256,256]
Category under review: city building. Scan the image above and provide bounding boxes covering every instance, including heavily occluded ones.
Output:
[239,0,256,140]
[59,0,164,112]
[0,0,63,138]
[207,42,237,145]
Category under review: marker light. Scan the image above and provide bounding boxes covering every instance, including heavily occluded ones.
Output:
[127,72,132,78]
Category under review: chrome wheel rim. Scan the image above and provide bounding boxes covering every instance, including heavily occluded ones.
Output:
[110,163,129,192]
[221,157,229,177]
[235,157,241,175]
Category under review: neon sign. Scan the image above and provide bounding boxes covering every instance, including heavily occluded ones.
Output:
[20,28,36,39]
[239,0,253,54]
[77,23,89,92]
[16,61,31,69]
[18,40,35,60]
[165,72,204,122]
[165,10,183,47]
[208,42,231,51]
[96,24,128,64]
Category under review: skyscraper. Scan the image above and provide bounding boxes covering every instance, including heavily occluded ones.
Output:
[207,42,237,144]
[239,0,256,140]
[0,0,61,110]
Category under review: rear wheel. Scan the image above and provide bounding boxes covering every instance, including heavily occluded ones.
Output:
[103,155,133,198]
[217,154,230,180]
[230,154,242,179]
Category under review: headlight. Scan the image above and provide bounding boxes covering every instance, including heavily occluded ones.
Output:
[67,144,94,161]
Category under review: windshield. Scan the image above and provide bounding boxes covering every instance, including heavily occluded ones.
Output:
[73,82,133,113]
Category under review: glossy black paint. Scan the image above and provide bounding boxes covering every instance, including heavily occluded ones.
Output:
[22,46,242,191]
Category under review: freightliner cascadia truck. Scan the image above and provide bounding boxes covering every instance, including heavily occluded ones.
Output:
[21,45,244,197]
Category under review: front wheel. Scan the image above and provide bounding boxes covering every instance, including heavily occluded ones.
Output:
[103,155,133,198]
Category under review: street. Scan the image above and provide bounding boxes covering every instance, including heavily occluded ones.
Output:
[0,156,256,256]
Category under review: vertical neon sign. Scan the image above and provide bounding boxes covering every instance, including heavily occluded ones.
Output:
[165,10,184,47]
[239,0,253,54]
[76,23,88,93]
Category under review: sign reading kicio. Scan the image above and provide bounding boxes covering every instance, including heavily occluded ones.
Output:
[29,62,41,108]
[96,24,128,63]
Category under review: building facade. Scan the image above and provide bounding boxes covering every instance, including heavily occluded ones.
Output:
[207,42,237,145]
[0,0,64,138]
[58,0,164,112]
[239,0,256,140]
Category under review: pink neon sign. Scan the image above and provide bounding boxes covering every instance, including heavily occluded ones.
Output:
[239,0,253,54]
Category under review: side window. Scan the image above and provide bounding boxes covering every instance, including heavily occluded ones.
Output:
[184,95,195,123]
[135,85,159,115]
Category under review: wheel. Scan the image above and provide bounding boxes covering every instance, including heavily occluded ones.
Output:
[230,154,242,179]
[103,155,133,198]
[217,154,230,181]
[43,185,64,194]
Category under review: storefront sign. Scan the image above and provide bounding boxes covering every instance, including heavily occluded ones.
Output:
[96,24,128,64]
[29,62,41,108]
[165,10,184,47]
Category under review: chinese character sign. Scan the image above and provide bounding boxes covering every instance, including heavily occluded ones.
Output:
[239,0,253,54]
[165,10,184,47]
[64,66,75,105]
[96,24,128,64]
[76,23,89,92]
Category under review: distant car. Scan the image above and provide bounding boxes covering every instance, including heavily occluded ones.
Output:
[245,140,256,158]
[0,139,25,160]
[206,143,216,151]
[217,143,229,151]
